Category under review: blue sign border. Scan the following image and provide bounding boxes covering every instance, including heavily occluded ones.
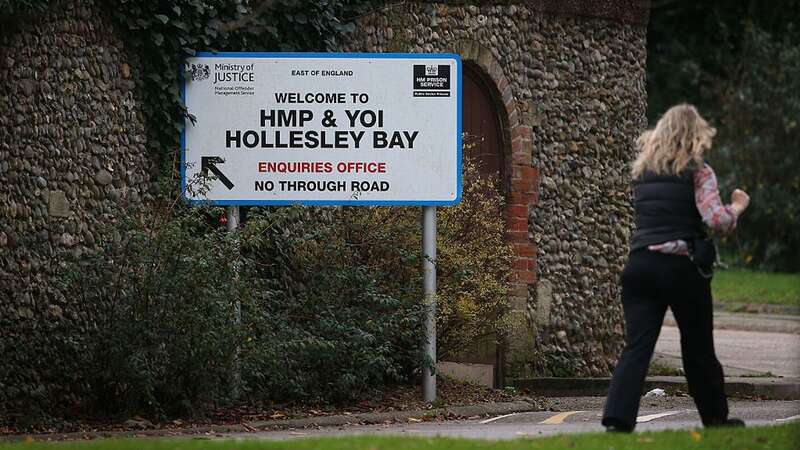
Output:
[180,52,463,207]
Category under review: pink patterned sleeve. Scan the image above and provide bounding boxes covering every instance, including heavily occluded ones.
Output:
[694,164,737,233]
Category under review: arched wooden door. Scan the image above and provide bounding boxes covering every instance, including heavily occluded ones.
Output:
[463,66,505,188]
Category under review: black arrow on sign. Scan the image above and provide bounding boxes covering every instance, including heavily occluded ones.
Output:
[201,156,234,190]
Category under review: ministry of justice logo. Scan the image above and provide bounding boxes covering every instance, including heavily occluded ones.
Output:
[187,63,210,81]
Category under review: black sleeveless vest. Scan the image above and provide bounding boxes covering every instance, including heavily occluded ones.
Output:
[629,169,706,251]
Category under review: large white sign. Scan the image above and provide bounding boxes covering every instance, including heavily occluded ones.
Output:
[181,52,462,206]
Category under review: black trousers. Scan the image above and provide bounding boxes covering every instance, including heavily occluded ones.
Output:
[602,249,729,429]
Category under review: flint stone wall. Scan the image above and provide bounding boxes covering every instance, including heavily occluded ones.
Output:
[342,1,647,377]
[0,1,153,411]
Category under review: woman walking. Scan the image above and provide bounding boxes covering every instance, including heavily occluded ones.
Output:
[602,104,750,432]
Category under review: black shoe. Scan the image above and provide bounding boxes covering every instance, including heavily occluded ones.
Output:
[606,424,634,433]
[706,418,745,428]
[603,417,634,433]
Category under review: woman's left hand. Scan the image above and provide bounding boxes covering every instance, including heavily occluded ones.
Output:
[731,189,750,216]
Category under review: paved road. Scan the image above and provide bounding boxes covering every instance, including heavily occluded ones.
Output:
[664,310,800,334]
[222,312,800,442]
[226,398,800,441]
[656,326,800,377]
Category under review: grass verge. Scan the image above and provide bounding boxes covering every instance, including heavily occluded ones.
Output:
[2,423,799,450]
[712,270,800,307]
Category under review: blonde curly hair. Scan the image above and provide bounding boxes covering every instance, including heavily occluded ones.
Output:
[631,104,716,178]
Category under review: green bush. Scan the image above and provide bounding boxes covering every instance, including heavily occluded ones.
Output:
[322,158,513,361]
[52,157,510,418]
[436,163,512,359]
[237,157,512,399]
[59,207,244,416]
[237,206,425,403]
[55,202,422,415]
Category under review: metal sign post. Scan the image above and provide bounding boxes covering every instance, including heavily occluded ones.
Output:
[227,205,241,399]
[422,205,437,403]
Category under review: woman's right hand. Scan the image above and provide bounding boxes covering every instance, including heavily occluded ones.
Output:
[731,189,750,216]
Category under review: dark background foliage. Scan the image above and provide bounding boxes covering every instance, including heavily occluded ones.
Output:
[647,0,800,271]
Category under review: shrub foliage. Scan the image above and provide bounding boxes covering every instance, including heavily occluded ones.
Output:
[53,159,510,418]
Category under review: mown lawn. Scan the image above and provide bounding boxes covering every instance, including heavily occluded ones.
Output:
[2,423,799,450]
[713,270,800,307]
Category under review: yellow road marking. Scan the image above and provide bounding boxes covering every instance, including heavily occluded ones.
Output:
[540,411,583,424]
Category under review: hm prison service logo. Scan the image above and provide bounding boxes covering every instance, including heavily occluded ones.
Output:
[413,64,451,97]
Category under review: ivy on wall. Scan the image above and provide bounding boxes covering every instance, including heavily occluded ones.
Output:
[2,0,376,178]
[108,0,375,180]
[0,0,49,16]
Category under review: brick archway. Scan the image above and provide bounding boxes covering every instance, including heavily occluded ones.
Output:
[452,41,539,314]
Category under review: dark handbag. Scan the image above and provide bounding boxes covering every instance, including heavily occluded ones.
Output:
[687,236,717,279]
